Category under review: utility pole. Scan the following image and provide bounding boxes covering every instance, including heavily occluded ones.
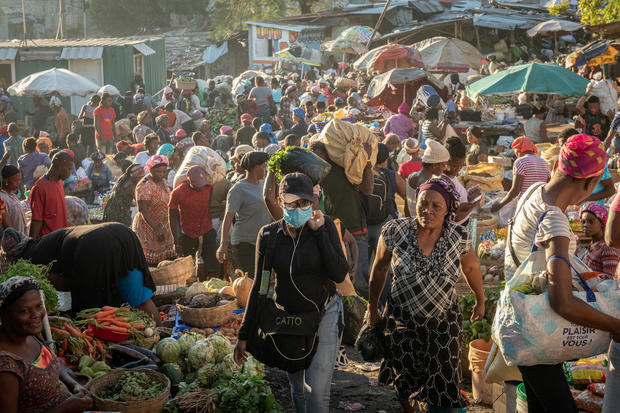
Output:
[56,0,64,40]
[83,0,88,38]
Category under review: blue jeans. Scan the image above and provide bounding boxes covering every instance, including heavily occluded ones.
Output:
[604,340,620,411]
[287,294,343,413]
[353,234,370,299]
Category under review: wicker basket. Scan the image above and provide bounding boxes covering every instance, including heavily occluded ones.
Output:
[150,256,193,286]
[120,332,160,350]
[176,299,237,328]
[175,79,196,90]
[86,369,170,413]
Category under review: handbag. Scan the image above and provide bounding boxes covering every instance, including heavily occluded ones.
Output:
[493,211,620,366]
[246,227,323,373]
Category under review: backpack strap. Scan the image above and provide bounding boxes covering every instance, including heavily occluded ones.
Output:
[507,182,544,267]
[258,224,279,296]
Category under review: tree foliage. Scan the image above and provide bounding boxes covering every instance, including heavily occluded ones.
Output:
[547,0,570,16]
[207,0,289,40]
[578,0,620,26]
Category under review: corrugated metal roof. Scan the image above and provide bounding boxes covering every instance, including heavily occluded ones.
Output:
[244,21,326,32]
[473,12,554,30]
[132,43,155,56]
[0,48,17,61]
[0,37,161,49]
[60,46,103,60]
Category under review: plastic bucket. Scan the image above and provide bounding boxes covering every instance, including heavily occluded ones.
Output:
[496,110,505,121]
[516,382,528,413]
[469,339,493,404]
[417,84,440,108]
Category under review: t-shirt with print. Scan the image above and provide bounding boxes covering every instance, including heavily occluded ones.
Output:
[504,183,576,281]
[93,106,116,141]
[583,110,609,140]
[225,179,271,245]
[249,86,272,106]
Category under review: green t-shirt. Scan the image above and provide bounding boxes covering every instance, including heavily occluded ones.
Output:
[320,164,366,233]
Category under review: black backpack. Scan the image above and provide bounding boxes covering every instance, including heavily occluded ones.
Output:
[363,171,391,225]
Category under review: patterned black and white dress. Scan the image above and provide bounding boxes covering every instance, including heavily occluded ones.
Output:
[379,217,470,408]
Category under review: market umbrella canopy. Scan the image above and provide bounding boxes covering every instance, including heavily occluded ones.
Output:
[337,26,377,44]
[526,19,583,37]
[275,44,322,67]
[466,62,589,98]
[367,43,424,74]
[8,67,100,97]
[323,38,368,55]
[97,84,120,96]
[353,44,391,71]
[415,36,482,73]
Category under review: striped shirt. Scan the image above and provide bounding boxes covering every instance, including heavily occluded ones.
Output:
[513,154,550,198]
[504,183,576,280]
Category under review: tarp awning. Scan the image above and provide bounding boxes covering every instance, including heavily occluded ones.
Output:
[203,42,228,64]
[0,48,17,61]
[60,46,103,60]
[132,43,155,56]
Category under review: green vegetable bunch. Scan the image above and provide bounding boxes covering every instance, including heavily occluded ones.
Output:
[0,259,58,312]
[98,371,165,402]
[267,146,312,184]
[205,107,240,135]
[459,283,503,347]
[215,372,281,413]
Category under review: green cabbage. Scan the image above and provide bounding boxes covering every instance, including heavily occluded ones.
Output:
[156,337,182,363]
[178,332,203,355]
[91,361,111,373]
[188,339,214,369]
[205,278,229,292]
[206,333,232,362]
[196,363,218,387]
[242,355,265,378]
[216,353,241,379]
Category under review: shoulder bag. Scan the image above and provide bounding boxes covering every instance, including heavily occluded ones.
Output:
[246,226,323,373]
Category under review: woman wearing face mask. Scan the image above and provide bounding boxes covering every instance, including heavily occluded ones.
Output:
[235,172,348,413]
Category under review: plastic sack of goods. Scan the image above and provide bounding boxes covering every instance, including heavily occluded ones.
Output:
[173,146,226,188]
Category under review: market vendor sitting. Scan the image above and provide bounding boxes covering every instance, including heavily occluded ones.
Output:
[86,152,113,194]
[0,276,93,413]
[579,202,620,279]
[1,223,161,325]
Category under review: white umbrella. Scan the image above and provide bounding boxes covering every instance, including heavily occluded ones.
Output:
[414,36,482,73]
[526,19,583,37]
[7,67,100,97]
[97,84,120,96]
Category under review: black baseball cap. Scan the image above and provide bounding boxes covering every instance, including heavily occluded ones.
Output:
[279,173,314,203]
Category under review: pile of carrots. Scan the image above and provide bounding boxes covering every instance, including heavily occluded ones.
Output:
[87,306,146,334]
[51,322,106,368]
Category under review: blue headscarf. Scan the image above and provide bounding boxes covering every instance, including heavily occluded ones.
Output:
[259,123,277,144]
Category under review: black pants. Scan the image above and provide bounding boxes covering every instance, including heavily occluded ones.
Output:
[518,364,577,413]
[178,230,219,281]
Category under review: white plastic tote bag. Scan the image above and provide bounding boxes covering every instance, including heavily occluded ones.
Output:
[493,211,620,366]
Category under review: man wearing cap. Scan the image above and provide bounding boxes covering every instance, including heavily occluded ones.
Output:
[168,166,219,280]
[275,107,307,140]
[235,114,256,147]
[278,86,300,129]
[405,139,450,217]
[29,152,73,238]
[398,137,422,179]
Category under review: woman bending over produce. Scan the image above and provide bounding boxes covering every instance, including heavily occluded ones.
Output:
[0,276,93,413]
[1,223,161,324]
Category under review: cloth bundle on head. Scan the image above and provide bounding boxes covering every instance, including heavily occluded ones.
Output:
[90,152,106,161]
[240,151,270,171]
[398,102,410,114]
[580,202,608,226]
[559,134,606,179]
[511,136,537,154]
[403,138,420,154]
[1,228,30,259]
[220,125,233,135]
[421,139,450,163]
[416,177,461,221]
[233,144,253,160]
[264,144,280,156]
[157,143,175,159]
[145,154,169,172]
[0,276,39,310]
[293,107,305,119]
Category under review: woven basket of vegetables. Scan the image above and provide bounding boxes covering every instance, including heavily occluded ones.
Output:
[87,369,170,413]
[149,256,194,286]
[176,293,237,328]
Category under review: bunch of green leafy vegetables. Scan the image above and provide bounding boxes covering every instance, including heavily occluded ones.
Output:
[0,259,57,312]
[459,283,503,347]
[215,372,281,413]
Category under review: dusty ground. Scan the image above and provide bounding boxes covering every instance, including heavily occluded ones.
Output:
[267,345,493,412]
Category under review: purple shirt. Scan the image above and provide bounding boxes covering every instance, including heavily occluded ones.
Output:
[18,152,51,190]
[384,113,414,141]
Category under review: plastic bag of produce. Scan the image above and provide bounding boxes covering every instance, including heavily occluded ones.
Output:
[564,359,607,385]
[574,389,604,413]
[318,119,378,185]
[65,196,88,226]
[174,146,226,188]
[268,147,332,185]
[493,212,620,366]
[355,320,385,362]
[342,296,368,346]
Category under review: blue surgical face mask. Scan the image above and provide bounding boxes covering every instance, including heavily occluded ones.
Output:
[283,206,313,228]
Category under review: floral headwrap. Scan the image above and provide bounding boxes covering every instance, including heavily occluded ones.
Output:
[416,177,460,221]
[145,155,169,172]
[580,202,608,226]
[0,276,39,309]
[559,134,606,179]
